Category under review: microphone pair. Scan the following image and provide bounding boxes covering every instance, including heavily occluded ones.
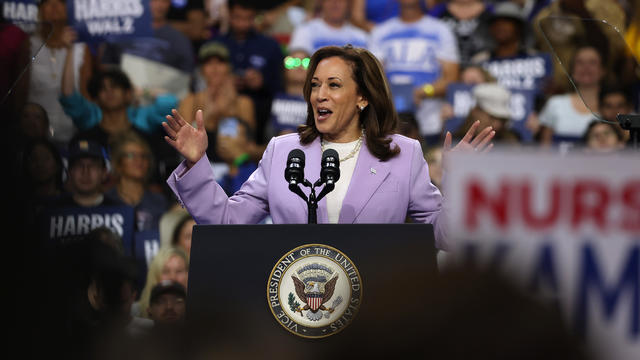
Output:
[285,148,341,196]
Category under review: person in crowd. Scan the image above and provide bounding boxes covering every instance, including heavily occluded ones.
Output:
[22,139,65,217]
[430,0,494,66]
[289,0,369,56]
[598,85,634,142]
[171,213,196,256]
[369,0,460,147]
[469,1,551,97]
[19,102,51,142]
[52,139,119,208]
[533,0,626,94]
[179,41,257,163]
[350,0,401,32]
[424,145,444,190]
[538,45,606,146]
[162,45,494,252]
[1,17,29,125]
[209,0,284,144]
[216,118,259,197]
[106,131,169,232]
[147,280,187,326]
[61,40,179,185]
[454,82,520,144]
[581,119,626,153]
[268,48,310,138]
[101,0,196,75]
[135,246,189,319]
[28,0,93,147]
[167,0,210,51]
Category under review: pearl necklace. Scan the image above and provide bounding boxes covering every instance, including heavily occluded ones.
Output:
[321,129,364,162]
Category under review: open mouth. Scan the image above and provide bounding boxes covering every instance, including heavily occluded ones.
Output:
[317,108,333,121]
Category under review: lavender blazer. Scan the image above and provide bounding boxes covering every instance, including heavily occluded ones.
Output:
[167,133,448,250]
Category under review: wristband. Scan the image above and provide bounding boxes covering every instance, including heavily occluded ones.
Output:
[422,83,435,97]
[233,153,249,167]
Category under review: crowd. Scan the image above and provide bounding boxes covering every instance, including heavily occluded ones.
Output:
[3,0,638,358]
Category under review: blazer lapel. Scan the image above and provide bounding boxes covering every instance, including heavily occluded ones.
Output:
[338,145,390,223]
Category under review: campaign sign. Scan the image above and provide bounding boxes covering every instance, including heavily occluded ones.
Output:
[67,0,152,42]
[443,150,640,360]
[132,230,160,293]
[444,83,535,142]
[3,0,38,33]
[480,53,553,92]
[45,205,135,251]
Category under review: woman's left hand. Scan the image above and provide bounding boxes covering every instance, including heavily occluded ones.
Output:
[443,120,495,154]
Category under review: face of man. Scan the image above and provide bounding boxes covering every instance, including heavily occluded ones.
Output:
[600,93,631,122]
[229,5,256,37]
[97,78,131,112]
[150,0,171,22]
[68,157,106,197]
[148,293,186,324]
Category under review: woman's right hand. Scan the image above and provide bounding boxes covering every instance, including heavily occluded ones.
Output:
[163,109,208,168]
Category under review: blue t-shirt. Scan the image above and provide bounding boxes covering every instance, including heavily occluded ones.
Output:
[269,92,307,135]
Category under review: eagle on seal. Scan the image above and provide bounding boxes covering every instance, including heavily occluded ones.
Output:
[292,274,338,316]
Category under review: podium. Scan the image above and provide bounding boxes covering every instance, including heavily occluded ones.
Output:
[184,223,437,356]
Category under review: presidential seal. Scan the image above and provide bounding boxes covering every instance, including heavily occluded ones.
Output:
[267,244,362,338]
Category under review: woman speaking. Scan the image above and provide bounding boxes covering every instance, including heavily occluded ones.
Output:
[162,45,494,251]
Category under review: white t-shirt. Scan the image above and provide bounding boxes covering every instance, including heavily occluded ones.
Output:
[369,16,459,136]
[322,138,363,223]
[288,18,369,55]
[539,94,596,139]
[28,36,85,144]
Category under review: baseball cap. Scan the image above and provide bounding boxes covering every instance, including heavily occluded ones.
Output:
[473,83,511,119]
[198,41,230,63]
[67,139,107,166]
[490,1,526,24]
[150,280,187,304]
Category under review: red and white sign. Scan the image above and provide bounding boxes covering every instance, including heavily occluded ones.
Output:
[443,149,640,360]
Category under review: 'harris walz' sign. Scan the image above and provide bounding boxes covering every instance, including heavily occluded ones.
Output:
[67,0,152,42]
[3,0,38,33]
[44,205,135,251]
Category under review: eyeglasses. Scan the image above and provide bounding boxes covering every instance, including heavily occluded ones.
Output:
[284,56,310,70]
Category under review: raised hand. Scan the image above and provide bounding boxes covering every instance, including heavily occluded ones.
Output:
[163,109,208,168]
[443,120,495,154]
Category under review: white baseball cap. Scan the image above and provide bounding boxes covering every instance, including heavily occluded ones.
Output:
[473,83,511,119]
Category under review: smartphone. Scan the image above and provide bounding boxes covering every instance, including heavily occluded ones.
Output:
[219,117,239,137]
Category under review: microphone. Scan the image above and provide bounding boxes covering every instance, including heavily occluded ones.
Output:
[285,149,305,186]
[320,149,340,191]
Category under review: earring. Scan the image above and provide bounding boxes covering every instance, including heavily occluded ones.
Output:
[359,105,365,111]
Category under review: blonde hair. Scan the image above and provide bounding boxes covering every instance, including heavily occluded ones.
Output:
[137,246,189,318]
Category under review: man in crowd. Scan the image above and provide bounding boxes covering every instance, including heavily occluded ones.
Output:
[369,0,460,146]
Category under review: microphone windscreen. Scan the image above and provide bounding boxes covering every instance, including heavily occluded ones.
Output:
[288,149,305,166]
[321,149,339,167]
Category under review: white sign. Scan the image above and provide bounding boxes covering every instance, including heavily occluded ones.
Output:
[443,149,640,360]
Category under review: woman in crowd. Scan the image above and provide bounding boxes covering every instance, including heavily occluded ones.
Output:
[171,213,196,257]
[135,246,189,318]
[162,45,493,251]
[106,131,168,232]
[581,120,626,153]
[28,0,92,147]
[178,41,255,162]
[538,45,606,146]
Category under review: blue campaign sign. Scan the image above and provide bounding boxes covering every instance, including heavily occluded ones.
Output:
[45,205,135,250]
[444,83,536,142]
[132,230,160,293]
[67,0,152,43]
[3,0,38,33]
[480,53,553,92]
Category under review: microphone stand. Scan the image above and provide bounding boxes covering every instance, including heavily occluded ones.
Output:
[289,179,333,224]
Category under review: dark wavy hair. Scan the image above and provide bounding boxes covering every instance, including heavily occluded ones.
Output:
[297,45,400,161]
